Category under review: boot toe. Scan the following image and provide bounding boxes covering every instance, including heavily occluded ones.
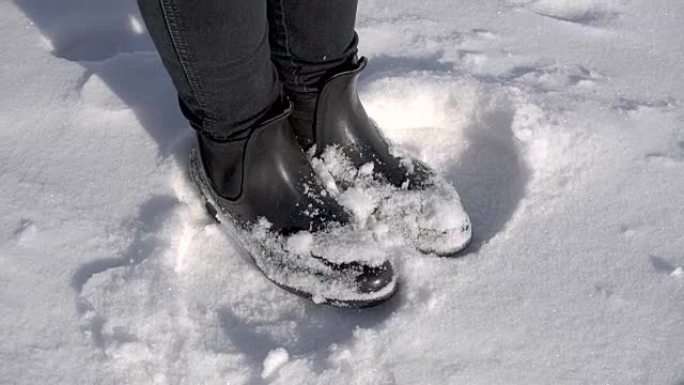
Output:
[355,261,394,294]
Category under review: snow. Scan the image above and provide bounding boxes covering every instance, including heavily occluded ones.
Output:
[284,232,314,257]
[2,0,684,383]
[336,186,378,227]
[313,144,471,254]
[261,348,290,379]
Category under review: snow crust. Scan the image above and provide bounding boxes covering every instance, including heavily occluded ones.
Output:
[2,0,684,384]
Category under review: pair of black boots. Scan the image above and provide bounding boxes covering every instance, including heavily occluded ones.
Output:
[189,58,471,307]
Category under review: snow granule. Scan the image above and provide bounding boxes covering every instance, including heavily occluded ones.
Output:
[284,231,314,256]
[337,186,378,227]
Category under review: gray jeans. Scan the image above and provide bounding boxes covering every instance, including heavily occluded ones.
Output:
[137,0,359,141]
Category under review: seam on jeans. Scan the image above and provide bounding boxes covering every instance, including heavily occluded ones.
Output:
[159,0,208,124]
[276,0,299,87]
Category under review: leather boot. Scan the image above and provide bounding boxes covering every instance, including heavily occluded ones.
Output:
[289,58,472,256]
[189,99,396,307]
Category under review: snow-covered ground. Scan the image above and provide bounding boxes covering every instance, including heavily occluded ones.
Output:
[2,0,684,383]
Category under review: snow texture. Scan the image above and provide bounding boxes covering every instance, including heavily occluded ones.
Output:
[311,146,472,255]
[2,0,684,384]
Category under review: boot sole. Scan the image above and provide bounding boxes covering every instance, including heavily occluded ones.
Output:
[418,226,473,258]
[420,236,473,258]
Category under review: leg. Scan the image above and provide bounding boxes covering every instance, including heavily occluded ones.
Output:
[137,0,279,141]
[138,0,396,306]
[267,0,359,94]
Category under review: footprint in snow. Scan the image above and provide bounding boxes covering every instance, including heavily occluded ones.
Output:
[457,50,599,93]
[71,194,188,363]
[16,0,153,61]
[17,0,190,158]
[447,94,530,252]
[71,194,180,294]
[11,219,37,244]
[650,255,683,277]
[509,0,621,27]
[69,185,236,383]
[644,149,684,166]
[614,97,678,114]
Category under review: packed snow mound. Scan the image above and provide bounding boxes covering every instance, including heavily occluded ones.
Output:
[2,0,684,384]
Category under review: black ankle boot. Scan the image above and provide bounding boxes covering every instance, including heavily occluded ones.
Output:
[289,58,434,188]
[289,57,472,256]
[189,100,396,307]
